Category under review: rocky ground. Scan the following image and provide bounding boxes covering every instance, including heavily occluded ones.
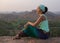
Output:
[0,36,60,43]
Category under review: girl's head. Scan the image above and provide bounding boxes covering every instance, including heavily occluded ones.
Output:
[36,5,48,15]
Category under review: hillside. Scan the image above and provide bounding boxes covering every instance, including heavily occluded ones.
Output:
[0,10,60,22]
[0,10,60,36]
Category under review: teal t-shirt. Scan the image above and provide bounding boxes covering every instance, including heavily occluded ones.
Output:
[38,14,49,32]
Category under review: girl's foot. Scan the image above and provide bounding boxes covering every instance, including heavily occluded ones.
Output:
[13,31,24,40]
[13,36,21,40]
[13,32,21,40]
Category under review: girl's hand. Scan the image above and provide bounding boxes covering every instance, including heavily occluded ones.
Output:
[24,25,27,28]
[24,22,29,28]
[24,21,34,28]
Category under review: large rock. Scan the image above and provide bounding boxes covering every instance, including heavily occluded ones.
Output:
[0,36,60,43]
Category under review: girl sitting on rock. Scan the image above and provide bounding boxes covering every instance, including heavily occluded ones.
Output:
[13,5,50,40]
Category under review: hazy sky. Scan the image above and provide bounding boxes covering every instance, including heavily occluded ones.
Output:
[0,0,60,12]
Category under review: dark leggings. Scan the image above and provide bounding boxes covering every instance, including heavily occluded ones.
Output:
[23,25,50,39]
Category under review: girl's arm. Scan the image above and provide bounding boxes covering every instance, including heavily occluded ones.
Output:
[33,16,45,26]
[24,16,45,28]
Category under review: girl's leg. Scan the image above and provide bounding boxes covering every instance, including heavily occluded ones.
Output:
[13,28,29,40]
[13,24,29,40]
[23,24,39,38]
[13,31,23,40]
[23,25,50,39]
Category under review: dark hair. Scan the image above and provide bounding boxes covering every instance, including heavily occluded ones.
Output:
[43,7,48,14]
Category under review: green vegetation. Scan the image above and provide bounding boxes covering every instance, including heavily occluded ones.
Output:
[0,20,60,37]
[49,21,60,37]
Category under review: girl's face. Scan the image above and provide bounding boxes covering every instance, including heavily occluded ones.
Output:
[36,7,42,15]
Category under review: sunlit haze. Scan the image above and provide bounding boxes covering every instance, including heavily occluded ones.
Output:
[0,0,60,12]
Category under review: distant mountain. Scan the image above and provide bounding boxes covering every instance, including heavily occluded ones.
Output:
[54,12,60,15]
[45,11,56,21]
[0,10,60,22]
